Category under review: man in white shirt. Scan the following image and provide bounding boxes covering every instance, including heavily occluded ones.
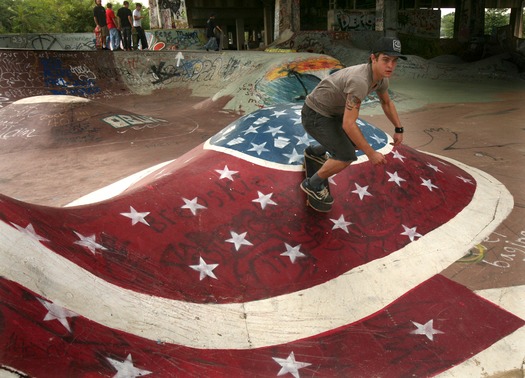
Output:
[132,3,148,50]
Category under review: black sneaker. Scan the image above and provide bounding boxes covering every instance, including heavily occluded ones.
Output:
[304,146,328,165]
[300,179,334,204]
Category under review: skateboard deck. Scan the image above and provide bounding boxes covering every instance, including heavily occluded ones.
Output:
[303,150,331,212]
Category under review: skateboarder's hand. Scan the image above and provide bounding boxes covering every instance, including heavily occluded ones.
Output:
[392,133,403,146]
[368,151,386,165]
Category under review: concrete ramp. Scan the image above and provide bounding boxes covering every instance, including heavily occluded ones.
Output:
[0,100,521,376]
[0,50,343,114]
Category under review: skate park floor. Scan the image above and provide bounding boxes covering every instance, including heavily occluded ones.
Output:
[0,49,524,377]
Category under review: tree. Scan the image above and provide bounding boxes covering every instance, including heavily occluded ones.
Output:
[0,0,16,33]
[3,0,149,33]
[441,12,455,38]
[441,9,511,39]
[484,8,510,35]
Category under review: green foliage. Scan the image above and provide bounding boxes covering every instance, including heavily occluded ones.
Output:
[441,9,511,39]
[484,8,510,35]
[441,12,454,38]
[0,0,16,33]
[2,0,150,33]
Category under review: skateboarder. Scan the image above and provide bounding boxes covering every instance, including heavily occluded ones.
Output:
[300,36,407,210]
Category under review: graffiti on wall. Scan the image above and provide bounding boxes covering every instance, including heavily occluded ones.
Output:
[335,10,376,31]
[0,34,96,51]
[398,9,441,38]
[149,29,204,51]
[273,30,353,56]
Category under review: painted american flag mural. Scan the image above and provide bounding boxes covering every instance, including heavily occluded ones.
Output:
[0,103,522,377]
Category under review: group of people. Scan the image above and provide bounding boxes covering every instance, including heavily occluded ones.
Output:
[93,0,148,51]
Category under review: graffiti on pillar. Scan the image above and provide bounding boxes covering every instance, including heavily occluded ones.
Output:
[335,10,375,31]
[149,0,188,29]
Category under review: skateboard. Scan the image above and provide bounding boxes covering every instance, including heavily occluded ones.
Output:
[303,150,331,212]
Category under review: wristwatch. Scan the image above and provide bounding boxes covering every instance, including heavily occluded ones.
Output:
[395,127,404,134]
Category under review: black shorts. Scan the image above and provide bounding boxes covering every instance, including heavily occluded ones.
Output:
[301,104,357,163]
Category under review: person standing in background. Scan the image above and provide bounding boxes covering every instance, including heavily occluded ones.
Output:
[93,0,108,50]
[132,3,148,50]
[106,3,120,50]
[204,14,222,51]
[117,1,133,51]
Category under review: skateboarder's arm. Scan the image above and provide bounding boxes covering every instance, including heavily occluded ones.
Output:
[378,90,404,146]
[342,94,386,165]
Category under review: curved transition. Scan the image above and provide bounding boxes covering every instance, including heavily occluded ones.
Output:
[0,50,522,377]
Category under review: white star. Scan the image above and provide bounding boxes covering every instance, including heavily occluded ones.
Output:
[38,299,78,333]
[283,148,303,164]
[387,171,406,186]
[352,183,372,200]
[272,109,287,118]
[401,224,423,242]
[265,125,285,136]
[411,319,444,341]
[291,117,302,125]
[10,222,49,243]
[457,175,474,184]
[274,136,291,149]
[74,231,107,255]
[420,178,439,191]
[253,116,269,125]
[120,206,150,226]
[181,197,207,216]
[392,150,406,162]
[226,231,253,251]
[215,165,239,181]
[331,214,353,233]
[426,162,443,172]
[227,137,245,146]
[252,191,277,209]
[189,256,218,280]
[106,354,152,378]
[248,142,269,155]
[243,125,260,134]
[273,351,311,378]
[370,134,386,144]
[281,243,306,263]
[294,133,311,146]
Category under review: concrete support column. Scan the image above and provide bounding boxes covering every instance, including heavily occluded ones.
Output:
[375,0,385,32]
[235,18,245,51]
[274,0,300,40]
[263,5,274,45]
[456,0,485,43]
[375,0,398,36]
[148,0,189,29]
[510,2,524,38]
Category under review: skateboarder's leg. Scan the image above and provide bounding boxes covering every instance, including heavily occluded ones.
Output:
[304,145,328,165]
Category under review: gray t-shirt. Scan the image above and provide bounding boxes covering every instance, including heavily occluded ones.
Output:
[305,63,388,118]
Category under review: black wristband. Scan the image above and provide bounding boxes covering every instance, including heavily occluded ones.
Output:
[395,127,404,134]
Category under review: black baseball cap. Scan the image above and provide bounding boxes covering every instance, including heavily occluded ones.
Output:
[372,37,407,60]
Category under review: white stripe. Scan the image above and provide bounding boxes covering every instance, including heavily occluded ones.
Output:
[13,95,90,104]
[0,156,513,349]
